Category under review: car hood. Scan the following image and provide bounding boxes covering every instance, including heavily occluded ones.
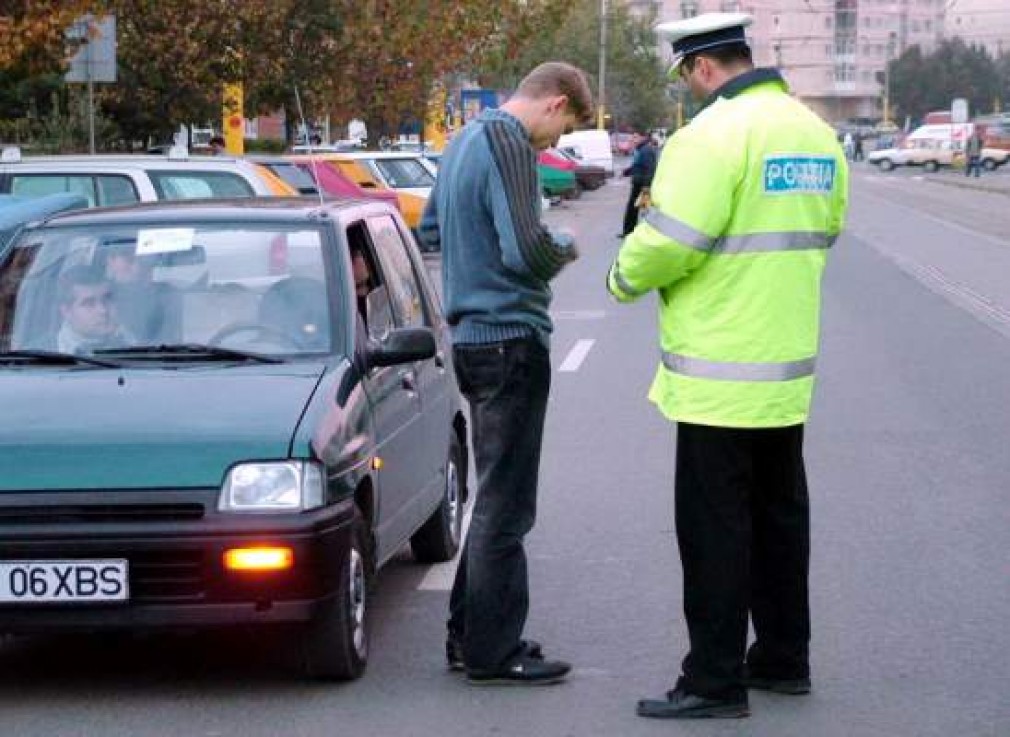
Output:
[0,362,326,491]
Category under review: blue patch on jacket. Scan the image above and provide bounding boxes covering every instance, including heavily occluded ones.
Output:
[763,156,836,194]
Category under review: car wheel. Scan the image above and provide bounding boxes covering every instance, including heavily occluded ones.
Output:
[924,160,938,172]
[879,159,894,171]
[299,509,371,680]
[982,158,997,171]
[410,433,465,563]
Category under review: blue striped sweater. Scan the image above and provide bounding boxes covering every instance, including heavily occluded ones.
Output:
[418,108,576,346]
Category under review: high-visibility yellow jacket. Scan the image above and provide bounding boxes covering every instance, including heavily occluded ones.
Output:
[607,69,848,428]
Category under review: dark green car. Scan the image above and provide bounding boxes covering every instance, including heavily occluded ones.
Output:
[0,198,468,680]
[538,163,578,198]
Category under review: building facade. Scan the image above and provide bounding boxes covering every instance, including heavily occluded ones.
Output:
[653,0,946,121]
[946,0,1010,58]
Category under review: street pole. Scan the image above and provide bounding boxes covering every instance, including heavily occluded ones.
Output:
[597,0,606,130]
[84,19,96,154]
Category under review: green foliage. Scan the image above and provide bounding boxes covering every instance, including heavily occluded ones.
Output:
[242,138,288,153]
[479,0,674,132]
[890,39,1005,122]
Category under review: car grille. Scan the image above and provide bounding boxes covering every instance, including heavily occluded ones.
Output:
[0,503,205,524]
[129,549,206,601]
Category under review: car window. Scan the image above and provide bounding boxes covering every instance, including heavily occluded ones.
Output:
[0,222,335,357]
[345,220,392,341]
[96,176,141,205]
[265,163,317,195]
[367,215,424,328]
[12,175,99,206]
[148,171,255,200]
[372,159,435,189]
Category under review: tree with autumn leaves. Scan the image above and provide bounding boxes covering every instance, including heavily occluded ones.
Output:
[0,0,571,149]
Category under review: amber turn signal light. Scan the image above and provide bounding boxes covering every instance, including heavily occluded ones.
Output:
[223,546,294,571]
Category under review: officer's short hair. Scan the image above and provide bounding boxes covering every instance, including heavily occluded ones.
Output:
[684,43,753,72]
[515,62,594,125]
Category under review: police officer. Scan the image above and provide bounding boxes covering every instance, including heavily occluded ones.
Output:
[607,13,848,719]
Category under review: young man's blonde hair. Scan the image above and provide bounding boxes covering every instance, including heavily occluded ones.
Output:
[515,62,594,125]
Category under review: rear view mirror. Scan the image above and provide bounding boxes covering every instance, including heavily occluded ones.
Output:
[157,245,206,267]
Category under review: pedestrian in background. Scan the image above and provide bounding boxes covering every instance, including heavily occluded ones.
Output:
[965,128,983,177]
[853,131,864,161]
[620,133,659,237]
[419,61,593,686]
[607,12,848,719]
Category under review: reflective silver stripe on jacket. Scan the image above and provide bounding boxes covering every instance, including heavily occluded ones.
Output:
[661,352,817,382]
[716,231,837,254]
[641,208,715,252]
[642,207,835,255]
[610,263,645,297]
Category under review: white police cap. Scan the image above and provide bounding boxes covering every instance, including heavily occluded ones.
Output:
[656,12,753,73]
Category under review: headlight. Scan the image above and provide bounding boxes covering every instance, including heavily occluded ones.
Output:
[218,461,325,512]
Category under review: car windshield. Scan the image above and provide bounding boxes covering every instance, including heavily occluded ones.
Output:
[0,221,338,359]
[372,158,435,189]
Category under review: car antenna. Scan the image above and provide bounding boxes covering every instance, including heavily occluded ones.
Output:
[293,85,326,208]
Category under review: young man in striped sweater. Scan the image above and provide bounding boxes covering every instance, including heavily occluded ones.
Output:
[419,62,593,686]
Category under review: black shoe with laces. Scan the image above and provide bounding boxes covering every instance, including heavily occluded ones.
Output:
[466,652,570,686]
[636,685,750,719]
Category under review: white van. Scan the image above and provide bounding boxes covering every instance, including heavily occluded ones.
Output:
[557,129,614,175]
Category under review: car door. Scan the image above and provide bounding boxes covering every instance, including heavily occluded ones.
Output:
[366,214,447,517]
[346,219,424,557]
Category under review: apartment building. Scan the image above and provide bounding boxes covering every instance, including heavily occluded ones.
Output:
[652,0,945,121]
[946,0,1010,57]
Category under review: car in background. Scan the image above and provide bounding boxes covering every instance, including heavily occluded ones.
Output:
[539,162,578,199]
[283,157,402,212]
[0,192,89,249]
[542,148,606,191]
[557,130,614,175]
[0,149,297,206]
[306,152,432,236]
[868,136,958,172]
[0,197,467,681]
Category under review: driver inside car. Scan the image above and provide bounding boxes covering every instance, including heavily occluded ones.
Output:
[103,241,181,344]
[55,265,133,354]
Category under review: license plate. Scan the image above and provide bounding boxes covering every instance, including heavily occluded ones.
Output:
[0,560,128,603]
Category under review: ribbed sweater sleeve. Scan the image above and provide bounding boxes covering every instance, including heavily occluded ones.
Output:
[483,120,575,282]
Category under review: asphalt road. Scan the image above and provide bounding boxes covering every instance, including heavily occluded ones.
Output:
[1,164,1009,737]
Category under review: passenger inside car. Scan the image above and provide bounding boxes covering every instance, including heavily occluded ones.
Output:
[55,265,133,354]
[102,241,182,344]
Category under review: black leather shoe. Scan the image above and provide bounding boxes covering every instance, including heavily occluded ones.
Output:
[466,652,569,686]
[446,636,542,672]
[636,686,749,719]
[744,674,811,695]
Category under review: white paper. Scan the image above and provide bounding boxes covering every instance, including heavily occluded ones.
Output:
[136,228,195,255]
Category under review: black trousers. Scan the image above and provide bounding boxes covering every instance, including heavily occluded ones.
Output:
[622,179,647,236]
[447,337,551,671]
[675,422,810,699]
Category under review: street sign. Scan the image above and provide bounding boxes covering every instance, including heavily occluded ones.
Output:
[951,98,969,125]
[65,15,117,84]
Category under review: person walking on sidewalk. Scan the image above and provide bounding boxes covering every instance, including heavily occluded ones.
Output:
[607,12,848,719]
[419,61,593,686]
[620,134,659,237]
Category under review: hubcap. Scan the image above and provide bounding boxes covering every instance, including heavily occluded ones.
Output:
[446,457,461,545]
[348,548,367,658]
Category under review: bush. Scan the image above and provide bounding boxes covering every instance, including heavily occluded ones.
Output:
[242,138,288,154]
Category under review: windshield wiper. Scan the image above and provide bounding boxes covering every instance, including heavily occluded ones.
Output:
[0,350,122,368]
[94,343,282,364]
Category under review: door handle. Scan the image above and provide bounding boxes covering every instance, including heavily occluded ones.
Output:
[400,370,417,392]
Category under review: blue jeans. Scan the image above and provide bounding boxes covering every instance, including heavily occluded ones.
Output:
[448,336,551,670]
[966,156,981,177]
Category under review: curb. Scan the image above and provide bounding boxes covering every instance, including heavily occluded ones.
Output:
[923,175,1010,197]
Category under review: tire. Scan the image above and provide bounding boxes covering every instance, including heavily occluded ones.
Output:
[924,160,938,173]
[410,433,464,563]
[982,158,997,171]
[299,510,371,680]
[878,159,894,172]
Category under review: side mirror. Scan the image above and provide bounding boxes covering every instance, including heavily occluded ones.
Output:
[367,327,436,368]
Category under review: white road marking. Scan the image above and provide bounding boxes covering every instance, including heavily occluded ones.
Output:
[559,339,596,372]
[416,506,473,591]
[554,309,607,321]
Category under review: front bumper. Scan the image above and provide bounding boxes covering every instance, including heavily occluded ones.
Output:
[0,488,356,633]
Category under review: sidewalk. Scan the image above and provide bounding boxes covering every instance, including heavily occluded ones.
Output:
[923,169,1010,196]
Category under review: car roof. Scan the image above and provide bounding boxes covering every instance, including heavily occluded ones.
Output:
[333,151,429,160]
[25,196,396,229]
[3,155,262,171]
